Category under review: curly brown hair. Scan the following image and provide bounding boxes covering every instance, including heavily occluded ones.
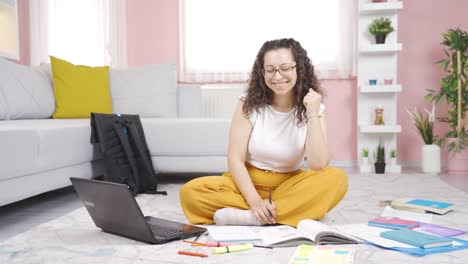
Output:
[242,38,322,126]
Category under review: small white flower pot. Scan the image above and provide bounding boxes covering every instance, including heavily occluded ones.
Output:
[390,157,397,166]
[422,144,441,173]
[361,157,369,166]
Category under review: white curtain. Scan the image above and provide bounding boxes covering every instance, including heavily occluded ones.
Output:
[29,0,127,68]
[180,0,356,83]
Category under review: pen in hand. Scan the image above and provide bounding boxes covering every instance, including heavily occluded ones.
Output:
[268,189,275,223]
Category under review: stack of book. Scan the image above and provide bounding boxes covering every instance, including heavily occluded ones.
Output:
[362,198,468,256]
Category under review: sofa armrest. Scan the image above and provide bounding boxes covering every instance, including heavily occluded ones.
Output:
[177,84,202,118]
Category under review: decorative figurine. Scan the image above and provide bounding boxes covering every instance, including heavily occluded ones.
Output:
[374,107,385,125]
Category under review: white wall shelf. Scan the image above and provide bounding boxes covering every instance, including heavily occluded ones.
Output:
[360,84,402,93]
[360,2,403,15]
[360,43,402,54]
[357,0,402,173]
[360,125,402,133]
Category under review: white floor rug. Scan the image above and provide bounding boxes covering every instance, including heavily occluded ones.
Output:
[1,172,468,263]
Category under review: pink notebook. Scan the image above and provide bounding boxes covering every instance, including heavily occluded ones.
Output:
[368,217,419,229]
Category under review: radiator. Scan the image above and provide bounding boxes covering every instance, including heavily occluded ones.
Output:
[201,84,246,118]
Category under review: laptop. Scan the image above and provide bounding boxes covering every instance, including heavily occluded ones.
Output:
[70,177,207,244]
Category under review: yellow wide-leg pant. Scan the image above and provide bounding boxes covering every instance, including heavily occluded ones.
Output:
[180,164,348,227]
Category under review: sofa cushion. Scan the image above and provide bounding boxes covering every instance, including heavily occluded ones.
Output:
[50,56,112,118]
[110,63,177,118]
[142,118,230,156]
[0,57,55,120]
[0,89,7,120]
[0,119,94,181]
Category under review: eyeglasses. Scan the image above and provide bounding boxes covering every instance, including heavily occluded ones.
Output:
[262,63,297,78]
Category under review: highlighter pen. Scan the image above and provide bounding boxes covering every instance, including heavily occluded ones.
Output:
[215,244,254,254]
[183,240,234,247]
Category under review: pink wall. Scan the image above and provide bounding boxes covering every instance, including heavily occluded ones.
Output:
[17,0,29,65]
[15,0,468,162]
[322,80,357,161]
[126,0,179,66]
[397,0,468,161]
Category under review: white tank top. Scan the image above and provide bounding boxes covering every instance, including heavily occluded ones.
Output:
[245,100,325,173]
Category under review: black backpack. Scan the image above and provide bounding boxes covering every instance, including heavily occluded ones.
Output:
[90,113,167,196]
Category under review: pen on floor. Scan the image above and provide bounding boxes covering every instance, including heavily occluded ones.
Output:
[253,245,273,249]
[178,250,208,258]
[193,232,203,242]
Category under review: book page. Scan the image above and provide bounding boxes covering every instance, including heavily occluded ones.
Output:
[381,206,433,223]
[297,220,359,244]
[257,225,314,247]
[335,224,415,248]
[207,226,261,243]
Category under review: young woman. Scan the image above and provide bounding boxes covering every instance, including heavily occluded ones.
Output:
[180,38,348,227]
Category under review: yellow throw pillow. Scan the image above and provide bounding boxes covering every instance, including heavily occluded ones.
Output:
[50,56,112,118]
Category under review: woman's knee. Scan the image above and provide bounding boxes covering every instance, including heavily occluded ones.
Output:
[326,167,348,195]
[327,167,348,183]
[179,179,199,207]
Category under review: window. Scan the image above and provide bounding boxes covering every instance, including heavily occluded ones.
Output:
[47,0,109,66]
[29,0,127,67]
[181,0,356,83]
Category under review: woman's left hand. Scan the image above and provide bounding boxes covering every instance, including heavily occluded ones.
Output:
[303,88,322,115]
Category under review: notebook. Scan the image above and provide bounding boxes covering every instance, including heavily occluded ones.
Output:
[368,217,419,229]
[287,245,355,264]
[207,226,262,244]
[411,223,466,237]
[70,177,206,244]
[380,229,453,248]
[390,198,455,214]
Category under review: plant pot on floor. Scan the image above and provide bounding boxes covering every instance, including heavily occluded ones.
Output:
[362,157,369,166]
[422,144,441,173]
[374,162,386,174]
[446,138,468,175]
[375,34,386,44]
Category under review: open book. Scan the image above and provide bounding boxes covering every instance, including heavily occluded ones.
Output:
[258,219,360,248]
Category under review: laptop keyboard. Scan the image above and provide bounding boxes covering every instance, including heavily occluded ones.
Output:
[148,223,183,238]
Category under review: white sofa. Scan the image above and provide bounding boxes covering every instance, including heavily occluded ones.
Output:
[0,58,231,206]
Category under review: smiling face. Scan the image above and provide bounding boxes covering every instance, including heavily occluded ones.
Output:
[263,48,297,97]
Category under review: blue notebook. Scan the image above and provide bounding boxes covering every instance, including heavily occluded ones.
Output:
[406,199,453,209]
[380,229,453,248]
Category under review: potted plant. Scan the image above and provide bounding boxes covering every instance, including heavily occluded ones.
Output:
[389,149,397,166]
[368,17,394,44]
[374,142,386,174]
[361,148,370,166]
[425,27,468,175]
[406,103,441,173]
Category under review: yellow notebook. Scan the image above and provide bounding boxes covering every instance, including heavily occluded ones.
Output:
[287,245,355,264]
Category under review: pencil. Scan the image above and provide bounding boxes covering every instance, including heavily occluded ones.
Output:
[253,245,274,249]
[268,190,274,219]
[178,250,208,258]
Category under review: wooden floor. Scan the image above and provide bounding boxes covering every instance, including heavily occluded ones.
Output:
[0,169,466,243]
